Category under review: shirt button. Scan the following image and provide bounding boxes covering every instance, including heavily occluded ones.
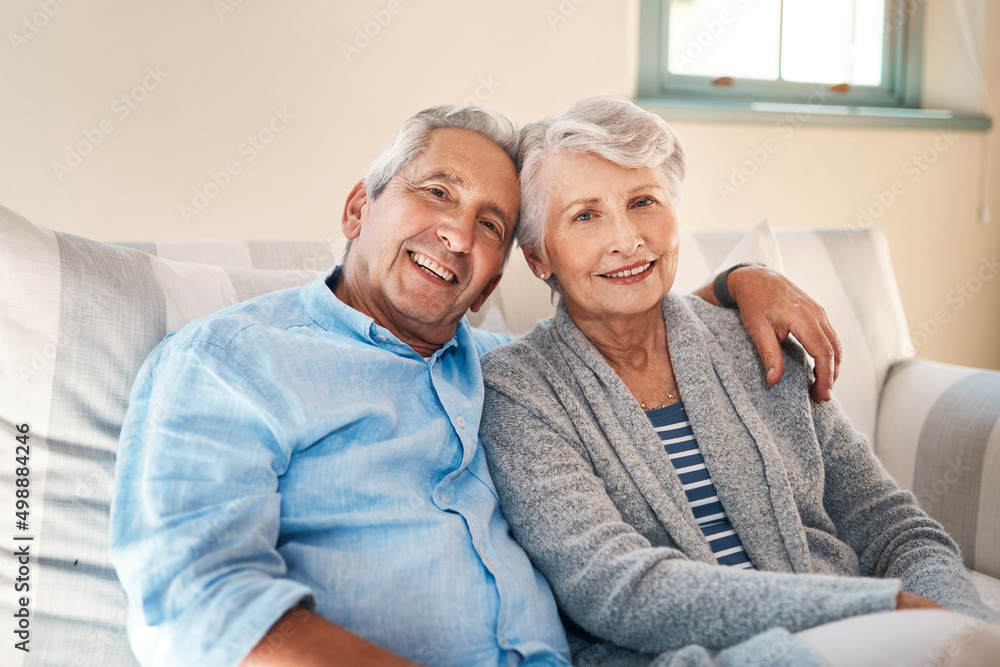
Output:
[498,635,508,648]
[376,334,387,343]
[440,493,451,504]
[455,416,466,428]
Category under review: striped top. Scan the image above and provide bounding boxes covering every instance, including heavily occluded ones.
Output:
[646,401,755,570]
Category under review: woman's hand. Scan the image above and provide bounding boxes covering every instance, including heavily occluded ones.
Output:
[696,265,842,403]
[896,591,946,611]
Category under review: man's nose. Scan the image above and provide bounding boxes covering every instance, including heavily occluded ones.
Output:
[437,211,475,254]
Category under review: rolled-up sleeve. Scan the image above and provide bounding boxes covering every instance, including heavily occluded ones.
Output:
[110,337,313,667]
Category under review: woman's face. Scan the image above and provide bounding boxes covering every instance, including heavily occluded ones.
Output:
[527,151,680,323]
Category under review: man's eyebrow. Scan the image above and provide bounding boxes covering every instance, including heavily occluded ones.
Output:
[415,171,467,188]
[417,171,513,233]
[485,203,513,233]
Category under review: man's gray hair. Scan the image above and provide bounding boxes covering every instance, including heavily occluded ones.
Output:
[365,104,520,201]
[516,95,686,251]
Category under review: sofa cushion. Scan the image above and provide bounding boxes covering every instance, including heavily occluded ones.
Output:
[743,227,912,441]
[803,229,912,439]
[0,206,329,666]
[877,359,1000,586]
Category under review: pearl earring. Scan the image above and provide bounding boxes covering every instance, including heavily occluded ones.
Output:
[539,273,548,280]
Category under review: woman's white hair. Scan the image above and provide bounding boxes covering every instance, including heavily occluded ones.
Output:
[365,104,520,201]
[516,95,686,251]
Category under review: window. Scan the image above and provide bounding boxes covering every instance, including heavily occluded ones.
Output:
[637,0,922,108]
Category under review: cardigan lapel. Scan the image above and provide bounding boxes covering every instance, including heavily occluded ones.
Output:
[660,293,812,573]
[551,305,716,564]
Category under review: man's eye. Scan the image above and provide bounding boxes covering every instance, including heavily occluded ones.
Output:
[428,187,446,198]
[481,220,498,232]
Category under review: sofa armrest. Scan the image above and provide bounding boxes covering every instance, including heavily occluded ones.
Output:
[970,571,1000,616]
[875,358,1000,580]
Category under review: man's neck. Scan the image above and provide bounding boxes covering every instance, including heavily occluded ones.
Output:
[330,268,453,358]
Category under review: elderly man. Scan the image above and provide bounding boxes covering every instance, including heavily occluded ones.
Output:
[109,104,841,667]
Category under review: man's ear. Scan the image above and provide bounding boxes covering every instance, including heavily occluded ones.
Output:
[470,273,503,313]
[520,244,551,280]
[341,180,368,240]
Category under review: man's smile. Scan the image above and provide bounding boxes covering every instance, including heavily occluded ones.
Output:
[409,250,458,283]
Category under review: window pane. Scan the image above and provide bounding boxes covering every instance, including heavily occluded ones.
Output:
[781,0,886,85]
[666,0,782,80]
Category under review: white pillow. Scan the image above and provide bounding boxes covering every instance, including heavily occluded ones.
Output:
[710,218,785,277]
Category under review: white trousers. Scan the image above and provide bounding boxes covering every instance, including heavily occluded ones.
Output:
[795,610,1000,666]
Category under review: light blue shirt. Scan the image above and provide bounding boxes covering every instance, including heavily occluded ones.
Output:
[110,269,571,667]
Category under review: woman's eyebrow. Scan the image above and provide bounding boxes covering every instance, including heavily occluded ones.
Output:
[559,184,664,215]
[625,183,665,195]
[560,197,601,214]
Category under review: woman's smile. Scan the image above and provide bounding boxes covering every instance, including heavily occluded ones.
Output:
[598,259,657,283]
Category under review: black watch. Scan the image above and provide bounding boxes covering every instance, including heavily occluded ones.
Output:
[713,262,765,308]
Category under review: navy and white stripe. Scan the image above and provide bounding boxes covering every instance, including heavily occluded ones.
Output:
[647,401,755,570]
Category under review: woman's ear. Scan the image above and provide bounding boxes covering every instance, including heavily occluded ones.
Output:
[341,180,368,240]
[521,244,552,281]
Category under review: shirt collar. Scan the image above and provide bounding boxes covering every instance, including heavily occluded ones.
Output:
[302,267,461,359]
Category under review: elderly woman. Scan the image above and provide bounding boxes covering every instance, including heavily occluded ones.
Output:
[479,96,1000,666]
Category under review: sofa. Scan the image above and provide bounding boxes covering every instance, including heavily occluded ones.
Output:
[2,203,998,666]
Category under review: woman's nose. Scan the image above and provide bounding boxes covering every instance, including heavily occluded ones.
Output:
[609,212,642,256]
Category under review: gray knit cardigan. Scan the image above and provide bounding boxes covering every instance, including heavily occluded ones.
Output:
[479,292,992,667]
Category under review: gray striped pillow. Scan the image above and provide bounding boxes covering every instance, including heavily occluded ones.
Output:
[0,206,329,667]
[877,359,1000,589]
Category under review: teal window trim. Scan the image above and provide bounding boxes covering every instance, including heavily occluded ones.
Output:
[635,98,991,131]
[637,0,991,131]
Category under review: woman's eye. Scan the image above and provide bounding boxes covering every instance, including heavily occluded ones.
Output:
[635,197,654,207]
[574,211,592,222]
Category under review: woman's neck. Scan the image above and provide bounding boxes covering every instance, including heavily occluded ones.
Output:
[566,302,668,373]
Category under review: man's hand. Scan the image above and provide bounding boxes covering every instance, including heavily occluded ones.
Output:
[240,606,422,667]
[693,265,842,403]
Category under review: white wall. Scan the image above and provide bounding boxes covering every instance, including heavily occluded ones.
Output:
[1,0,997,371]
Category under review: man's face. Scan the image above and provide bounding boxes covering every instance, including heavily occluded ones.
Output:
[340,127,519,352]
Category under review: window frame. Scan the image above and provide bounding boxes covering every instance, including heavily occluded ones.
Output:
[637,0,924,109]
